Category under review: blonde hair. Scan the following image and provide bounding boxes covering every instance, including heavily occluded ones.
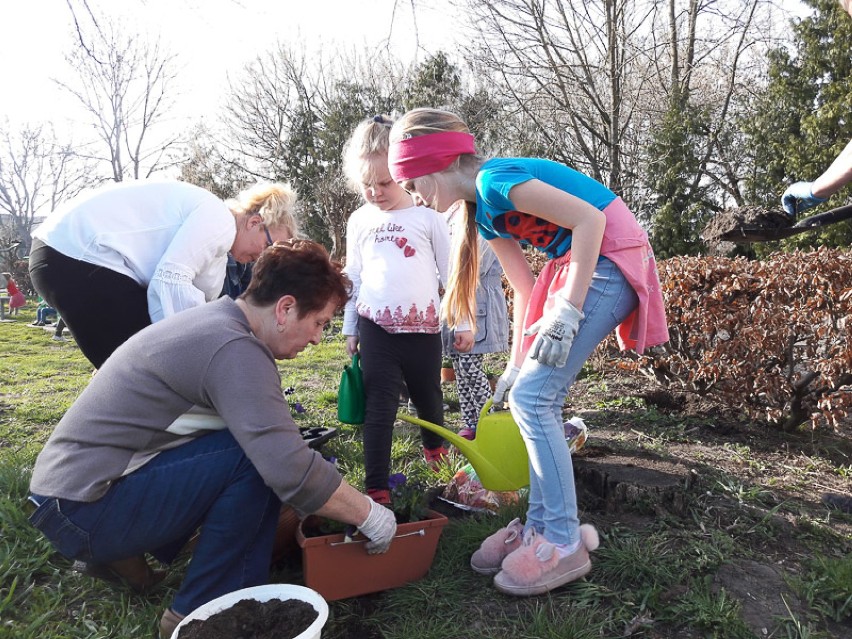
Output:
[342,115,395,193]
[227,182,300,238]
[390,108,483,332]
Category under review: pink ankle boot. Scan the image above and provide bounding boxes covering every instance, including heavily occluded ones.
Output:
[494,524,599,596]
[470,517,525,575]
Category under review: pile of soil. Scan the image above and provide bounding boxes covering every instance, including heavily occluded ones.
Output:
[701,205,791,243]
[176,598,317,639]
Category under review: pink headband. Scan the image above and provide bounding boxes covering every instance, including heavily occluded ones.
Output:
[388,131,476,181]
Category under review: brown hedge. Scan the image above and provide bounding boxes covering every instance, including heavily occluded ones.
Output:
[605,248,852,430]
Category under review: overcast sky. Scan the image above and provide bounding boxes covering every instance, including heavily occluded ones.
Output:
[0,0,459,130]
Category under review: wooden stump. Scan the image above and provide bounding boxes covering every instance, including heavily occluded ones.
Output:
[573,448,696,515]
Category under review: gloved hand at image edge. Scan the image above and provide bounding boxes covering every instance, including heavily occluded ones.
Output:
[525,296,584,368]
[491,364,521,406]
[358,498,397,554]
[781,181,827,217]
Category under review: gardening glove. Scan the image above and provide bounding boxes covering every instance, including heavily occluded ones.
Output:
[491,365,521,407]
[781,181,826,217]
[358,498,397,554]
[525,296,584,368]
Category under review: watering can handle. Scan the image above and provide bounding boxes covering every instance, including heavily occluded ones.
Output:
[481,397,507,416]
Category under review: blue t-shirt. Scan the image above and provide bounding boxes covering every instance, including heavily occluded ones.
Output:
[475,158,617,258]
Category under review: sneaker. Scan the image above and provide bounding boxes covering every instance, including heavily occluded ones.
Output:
[423,445,449,470]
[494,524,599,596]
[159,607,185,639]
[52,335,66,342]
[470,517,524,575]
[458,427,476,441]
[367,488,391,505]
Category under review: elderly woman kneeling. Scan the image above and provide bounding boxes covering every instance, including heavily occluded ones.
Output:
[27,240,396,638]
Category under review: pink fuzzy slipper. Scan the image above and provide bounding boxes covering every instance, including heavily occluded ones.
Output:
[494,524,599,596]
[470,517,525,575]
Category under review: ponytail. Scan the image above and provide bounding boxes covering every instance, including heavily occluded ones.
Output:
[442,200,480,333]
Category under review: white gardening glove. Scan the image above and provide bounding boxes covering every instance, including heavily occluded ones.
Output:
[357,498,397,554]
[491,365,521,407]
[525,296,584,368]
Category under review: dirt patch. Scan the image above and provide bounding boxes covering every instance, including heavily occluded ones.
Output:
[701,205,791,244]
[712,560,806,636]
[563,373,852,637]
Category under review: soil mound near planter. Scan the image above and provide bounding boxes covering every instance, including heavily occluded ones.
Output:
[701,205,791,243]
[176,598,317,639]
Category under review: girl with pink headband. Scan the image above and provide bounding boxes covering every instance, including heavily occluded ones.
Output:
[389,108,668,596]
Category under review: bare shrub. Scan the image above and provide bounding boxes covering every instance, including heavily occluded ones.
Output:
[608,249,852,430]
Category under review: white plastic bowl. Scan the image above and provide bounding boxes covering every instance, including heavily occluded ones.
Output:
[171,584,329,639]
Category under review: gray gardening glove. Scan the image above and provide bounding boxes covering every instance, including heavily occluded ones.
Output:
[491,364,521,407]
[525,297,584,368]
[358,498,397,554]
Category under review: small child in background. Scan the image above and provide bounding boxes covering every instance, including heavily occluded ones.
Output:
[3,273,26,316]
[441,201,509,439]
[341,114,452,505]
[32,297,58,326]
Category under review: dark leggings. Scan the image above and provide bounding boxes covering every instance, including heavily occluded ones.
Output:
[358,317,445,492]
[29,239,151,369]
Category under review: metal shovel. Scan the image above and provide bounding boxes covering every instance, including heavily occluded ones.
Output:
[720,204,852,243]
[397,399,530,491]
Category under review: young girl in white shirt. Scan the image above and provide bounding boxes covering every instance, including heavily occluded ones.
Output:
[341,115,452,505]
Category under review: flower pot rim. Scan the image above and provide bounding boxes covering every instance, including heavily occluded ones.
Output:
[296,508,448,548]
[171,583,329,639]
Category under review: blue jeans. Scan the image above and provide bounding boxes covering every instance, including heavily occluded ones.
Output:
[29,430,281,616]
[508,258,638,545]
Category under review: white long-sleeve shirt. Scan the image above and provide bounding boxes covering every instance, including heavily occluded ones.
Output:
[33,180,236,323]
[343,203,450,335]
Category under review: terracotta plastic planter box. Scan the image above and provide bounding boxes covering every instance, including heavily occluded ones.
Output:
[296,509,449,601]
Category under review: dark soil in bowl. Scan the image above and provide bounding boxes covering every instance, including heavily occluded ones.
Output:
[176,598,318,639]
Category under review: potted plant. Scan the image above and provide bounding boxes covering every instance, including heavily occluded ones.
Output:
[171,584,328,639]
[440,357,456,383]
[296,474,449,601]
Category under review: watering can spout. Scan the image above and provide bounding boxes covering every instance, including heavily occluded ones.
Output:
[397,400,530,492]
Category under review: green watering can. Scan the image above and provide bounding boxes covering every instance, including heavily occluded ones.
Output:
[397,399,530,491]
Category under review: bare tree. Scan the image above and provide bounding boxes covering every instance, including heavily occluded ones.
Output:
[57,0,181,181]
[0,121,93,257]
[220,44,404,258]
[459,0,660,193]
[457,0,773,208]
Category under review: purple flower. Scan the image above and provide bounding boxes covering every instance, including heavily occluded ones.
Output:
[388,473,407,490]
[292,402,306,414]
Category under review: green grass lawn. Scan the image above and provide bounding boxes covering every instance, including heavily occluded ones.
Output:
[1,307,850,639]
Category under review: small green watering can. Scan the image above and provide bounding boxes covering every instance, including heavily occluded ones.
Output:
[397,399,530,491]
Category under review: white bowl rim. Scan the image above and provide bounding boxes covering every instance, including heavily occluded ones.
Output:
[171,583,329,639]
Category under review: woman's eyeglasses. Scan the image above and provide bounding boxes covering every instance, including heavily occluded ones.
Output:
[264,225,274,248]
